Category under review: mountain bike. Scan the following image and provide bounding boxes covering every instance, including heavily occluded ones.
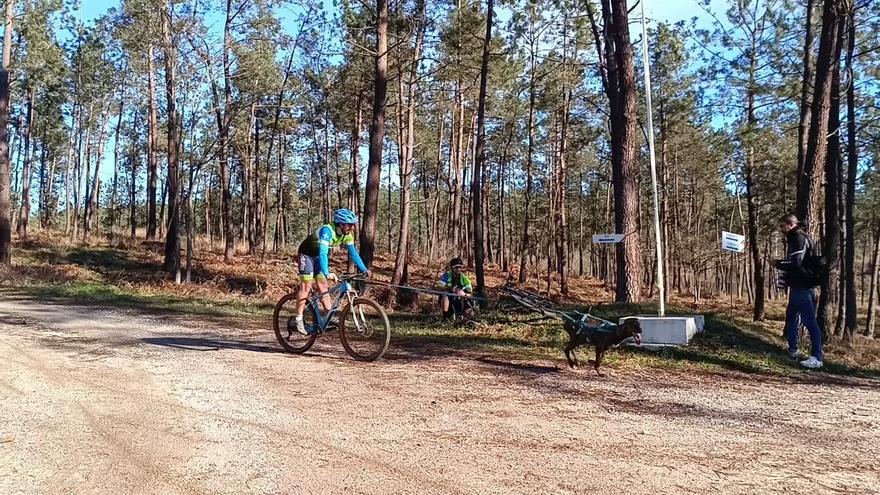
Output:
[273,274,391,361]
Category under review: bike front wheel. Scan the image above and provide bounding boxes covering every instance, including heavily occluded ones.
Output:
[273,293,318,354]
[338,298,391,361]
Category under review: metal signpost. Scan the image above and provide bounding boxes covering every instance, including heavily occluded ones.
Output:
[721,231,746,308]
[640,0,665,316]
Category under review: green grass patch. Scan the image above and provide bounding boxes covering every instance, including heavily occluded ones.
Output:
[380,302,880,379]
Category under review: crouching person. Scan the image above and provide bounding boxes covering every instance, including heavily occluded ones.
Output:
[438,257,473,321]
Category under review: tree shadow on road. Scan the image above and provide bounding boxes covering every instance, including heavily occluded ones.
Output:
[141,336,282,354]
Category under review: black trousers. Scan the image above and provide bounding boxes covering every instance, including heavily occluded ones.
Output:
[441,295,469,317]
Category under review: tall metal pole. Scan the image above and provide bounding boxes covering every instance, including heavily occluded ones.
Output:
[640,0,665,316]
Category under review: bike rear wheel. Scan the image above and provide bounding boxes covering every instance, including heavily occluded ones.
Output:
[338,298,391,361]
[273,293,318,353]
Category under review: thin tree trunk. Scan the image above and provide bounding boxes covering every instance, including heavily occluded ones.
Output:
[218,0,235,262]
[162,4,181,275]
[0,0,12,264]
[499,123,513,272]
[350,92,363,216]
[391,0,425,286]
[129,144,137,239]
[16,88,32,240]
[843,2,857,336]
[249,106,258,256]
[64,105,78,236]
[359,0,388,269]
[72,105,94,241]
[470,0,492,305]
[518,24,538,284]
[274,138,284,252]
[147,45,159,240]
[428,110,443,261]
[86,107,109,239]
[110,82,126,243]
[797,0,816,193]
[38,134,48,229]
[557,12,572,296]
[866,224,880,337]
[159,175,167,238]
[745,32,765,321]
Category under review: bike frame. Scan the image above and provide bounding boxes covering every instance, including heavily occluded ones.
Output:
[307,279,359,334]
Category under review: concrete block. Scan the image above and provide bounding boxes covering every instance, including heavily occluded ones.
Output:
[635,314,705,332]
[621,316,699,345]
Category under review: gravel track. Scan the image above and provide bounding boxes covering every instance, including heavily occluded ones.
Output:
[1,292,878,494]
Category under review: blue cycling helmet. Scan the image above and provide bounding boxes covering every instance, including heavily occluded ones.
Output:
[334,208,358,225]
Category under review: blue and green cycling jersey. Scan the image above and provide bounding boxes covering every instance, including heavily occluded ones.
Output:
[297,224,367,277]
[439,271,472,293]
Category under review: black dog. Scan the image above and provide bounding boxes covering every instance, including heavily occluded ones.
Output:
[563,318,642,376]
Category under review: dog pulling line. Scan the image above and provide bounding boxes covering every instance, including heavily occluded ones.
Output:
[360,280,490,302]
[357,279,620,335]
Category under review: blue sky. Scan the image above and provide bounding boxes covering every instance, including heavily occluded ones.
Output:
[78,0,723,35]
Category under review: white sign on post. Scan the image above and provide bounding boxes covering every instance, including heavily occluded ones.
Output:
[721,231,746,253]
[592,234,624,244]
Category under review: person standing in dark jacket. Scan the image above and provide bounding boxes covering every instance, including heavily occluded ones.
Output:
[774,214,823,369]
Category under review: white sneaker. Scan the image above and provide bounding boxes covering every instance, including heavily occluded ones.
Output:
[295,317,308,335]
[800,356,823,369]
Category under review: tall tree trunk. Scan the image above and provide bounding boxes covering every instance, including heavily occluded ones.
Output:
[470,0,492,306]
[159,174,167,238]
[499,123,512,272]
[557,12,572,296]
[745,31,765,321]
[866,224,880,338]
[603,0,642,302]
[72,105,94,242]
[797,0,842,233]
[450,85,464,253]
[206,169,214,245]
[16,88,32,240]
[162,4,181,275]
[843,3,857,336]
[38,129,48,229]
[391,0,425,286]
[110,82,126,242]
[518,25,538,284]
[146,45,159,240]
[0,0,11,264]
[129,136,137,239]
[64,107,78,236]
[214,0,235,263]
[359,0,388,269]
[85,108,109,239]
[263,18,306,253]
[247,103,258,255]
[350,92,362,216]
[797,0,816,195]
[274,139,284,252]
[428,110,443,261]
[816,22,844,339]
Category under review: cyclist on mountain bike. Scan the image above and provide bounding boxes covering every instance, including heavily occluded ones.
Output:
[294,208,370,334]
[438,257,473,321]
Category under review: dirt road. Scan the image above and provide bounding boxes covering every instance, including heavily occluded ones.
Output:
[1,291,878,495]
